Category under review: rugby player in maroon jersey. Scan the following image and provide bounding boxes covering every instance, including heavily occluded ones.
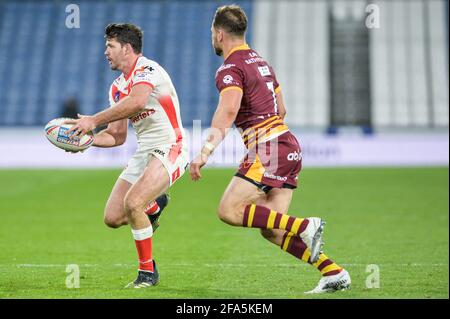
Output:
[190,5,350,293]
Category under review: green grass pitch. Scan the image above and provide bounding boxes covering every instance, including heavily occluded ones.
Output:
[0,167,448,298]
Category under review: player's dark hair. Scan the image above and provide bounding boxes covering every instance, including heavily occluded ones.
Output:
[213,4,247,37]
[105,23,143,54]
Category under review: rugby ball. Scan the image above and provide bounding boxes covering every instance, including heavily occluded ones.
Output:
[44,117,94,152]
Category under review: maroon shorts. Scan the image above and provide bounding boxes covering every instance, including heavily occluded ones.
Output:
[236,131,302,192]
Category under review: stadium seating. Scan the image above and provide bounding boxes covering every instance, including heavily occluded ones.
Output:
[253,1,330,128]
[0,0,447,129]
[369,0,448,127]
[0,0,252,127]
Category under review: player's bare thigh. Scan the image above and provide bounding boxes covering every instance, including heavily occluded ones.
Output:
[257,188,294,246]
[123,155,170,223]
[104,178,132,228]
[218,176,266,226]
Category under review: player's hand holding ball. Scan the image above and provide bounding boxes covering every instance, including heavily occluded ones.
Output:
[44,116,94,152]
[63,114,97,139]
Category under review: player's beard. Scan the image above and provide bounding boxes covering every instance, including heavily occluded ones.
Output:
[214,46,223,57]
[212,36,223,56]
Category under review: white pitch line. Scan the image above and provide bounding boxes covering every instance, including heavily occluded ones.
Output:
[9,262,448,268]
[15,264,99,268]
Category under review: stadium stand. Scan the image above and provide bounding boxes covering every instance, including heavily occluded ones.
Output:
[0,0,252,127]
[0,0,447,129]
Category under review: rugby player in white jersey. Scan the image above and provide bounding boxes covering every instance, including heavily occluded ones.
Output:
[65,23,188,288]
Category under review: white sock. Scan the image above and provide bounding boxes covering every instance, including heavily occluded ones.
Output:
[131,225,153,240]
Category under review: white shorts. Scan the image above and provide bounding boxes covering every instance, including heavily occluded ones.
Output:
[119,143,189,186]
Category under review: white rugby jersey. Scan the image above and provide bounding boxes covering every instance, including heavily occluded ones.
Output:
[108,56,185,148]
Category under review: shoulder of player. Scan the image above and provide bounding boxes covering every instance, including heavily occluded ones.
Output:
[111,75,123,89]
[215,57,245,77]
[136,56,157,67]
[217,48,261,72]
[134,56,160,74]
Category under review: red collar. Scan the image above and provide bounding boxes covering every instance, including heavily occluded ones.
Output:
[124,56,141,81]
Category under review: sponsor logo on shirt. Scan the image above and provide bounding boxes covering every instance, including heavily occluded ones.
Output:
[245,57,264,64]
[287,151,302,161]
[114,91,120,102]
[223,75,233,84]
[263,172,288,182]
[217,63,236,73]
[130,109,156,124]
[135,72,151,80]
[258,66,271,77]
[153,149,165,157]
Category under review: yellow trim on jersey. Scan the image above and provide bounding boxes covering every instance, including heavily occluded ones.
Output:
[241,115,280,137]
[246,124,289,150]
[242,119,284,143]
[259,124,289,141]
[225,43,251,60]
[247,204,256,227]
[220,86,243,94]
[275,86,282,94]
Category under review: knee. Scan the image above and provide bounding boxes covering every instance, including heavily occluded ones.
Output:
[104,214,125,228]
[217,200,245,226]
[217,202,231,224]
